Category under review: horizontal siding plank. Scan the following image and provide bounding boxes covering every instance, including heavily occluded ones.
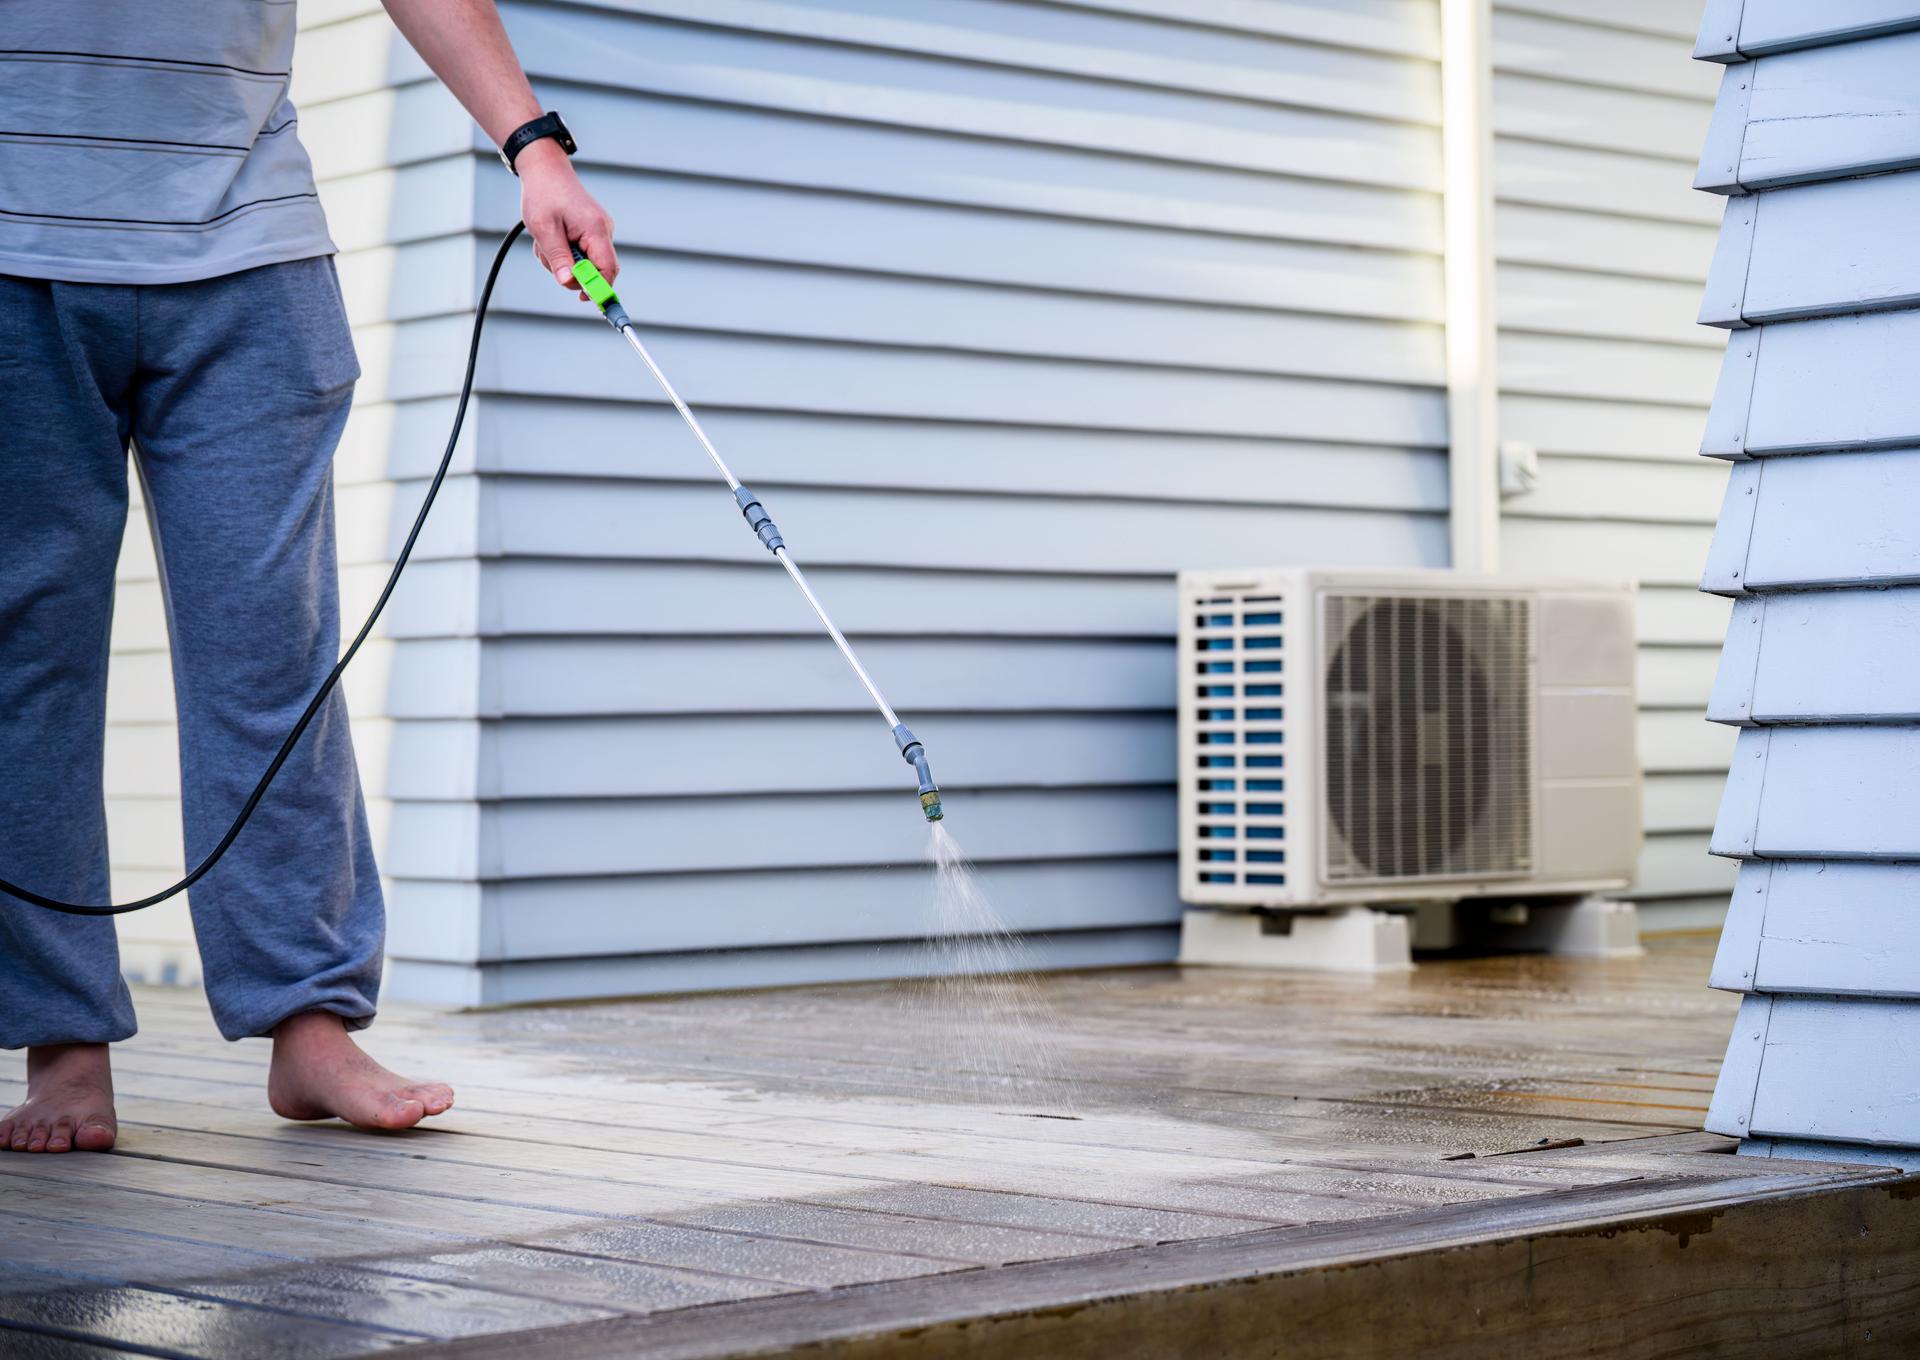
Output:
[1496,138,1721,225]
[350,563,1738,659]
[477,637,1167,717]
[385,788,1177,883]
[1643,771,1728,833]
[1719,726,1920,859]
[1745,996,1920,1145]
[361,318,1450,447]
[1729,0,1920,58]
[1497,331,1721,407]
[1493,9,1720,100]
[109,636,1177,722]
[106,713,1169,801]
[1496,264,1721,349]
[1494,203,1717,284]
[1733,449,1920,589]
[1499,0,1699,42]
[1726,860,1920,998]
[1740,172,1920,322]
[1503,517,1716,589]
[1639,709,1737,775]
[1714,34,1920,190]
[1498,394,1710,462]
[394,850,1178,960]
[391,925,1180,1006]
[1492,72,1713,162]
[1501,455,1725,524]
[397,478,1446,576]
[442,713,1170,800]
[337,399,1448,511]
[1636,648,1720,708]
[1632,831,1737,900]
[474,562,1178,640]
[1634,895,1730,932]
[1637,586,1733,647]
[1008,1,1441,60]
[1726,313,1920,454]
[1715,588,1920,723]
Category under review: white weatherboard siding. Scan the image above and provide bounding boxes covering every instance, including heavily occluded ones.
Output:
[102,0,1727,1003]
[1491,2,1731,927]
[1693,6,1920,1160]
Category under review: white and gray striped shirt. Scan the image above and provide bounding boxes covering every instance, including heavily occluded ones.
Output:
[0,0,336,284]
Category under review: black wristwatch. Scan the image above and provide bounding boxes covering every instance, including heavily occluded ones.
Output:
[499,112,576,174]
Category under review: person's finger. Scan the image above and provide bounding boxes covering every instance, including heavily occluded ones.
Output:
[576,215,619,286]
[525,211,574,289]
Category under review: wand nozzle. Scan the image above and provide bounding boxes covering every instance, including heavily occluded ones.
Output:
[893,725,943,822]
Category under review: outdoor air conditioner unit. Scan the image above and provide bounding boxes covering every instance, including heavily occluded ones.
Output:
[1176,568,1643,972]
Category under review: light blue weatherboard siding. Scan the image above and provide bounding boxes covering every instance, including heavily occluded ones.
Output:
[1693,3,1920,1161]
[106,0,1727,1002]
[1491,0,1731,923]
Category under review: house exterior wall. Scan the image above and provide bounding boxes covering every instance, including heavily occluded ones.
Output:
[1489,1,1729,927]
[1692,1,1920,1159]
[102,0,1727,1006]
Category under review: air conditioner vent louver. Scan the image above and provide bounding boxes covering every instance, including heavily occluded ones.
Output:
[1321,594,1533,883]
[1186,594,1290,891]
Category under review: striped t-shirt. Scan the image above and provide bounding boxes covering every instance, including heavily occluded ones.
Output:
[0,0,335,285]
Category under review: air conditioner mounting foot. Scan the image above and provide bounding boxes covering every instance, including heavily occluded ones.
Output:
[1178,906,1414,974]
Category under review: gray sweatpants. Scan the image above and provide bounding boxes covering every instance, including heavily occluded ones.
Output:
[0,257,384,1048]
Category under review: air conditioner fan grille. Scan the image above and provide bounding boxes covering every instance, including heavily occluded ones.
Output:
[1322,594,1533,883]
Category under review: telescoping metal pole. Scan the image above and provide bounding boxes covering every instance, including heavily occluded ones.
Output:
[567,246,942,821]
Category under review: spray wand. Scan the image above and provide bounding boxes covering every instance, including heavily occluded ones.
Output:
[567,244,943,822]
[0,224,939,920]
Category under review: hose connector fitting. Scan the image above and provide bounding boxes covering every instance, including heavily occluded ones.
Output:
[570,244,631,331]
[734,486,786,554]
[892,723,943,822]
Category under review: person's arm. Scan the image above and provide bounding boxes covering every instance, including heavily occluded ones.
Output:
[380,0,617,298]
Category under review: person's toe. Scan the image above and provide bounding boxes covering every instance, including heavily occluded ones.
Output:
[74,1118,116,1152]
[25,1121,50,1153]
[377,1094,427,1130]
[405,1083,455,1115]
[8,1122,28,1152]
[46,1117,74,1153]
[0,1119,13,1151]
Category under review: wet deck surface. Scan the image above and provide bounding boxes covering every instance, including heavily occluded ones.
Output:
[0,938,1896,1357]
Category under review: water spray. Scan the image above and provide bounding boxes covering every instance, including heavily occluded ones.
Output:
[0,223,939,920]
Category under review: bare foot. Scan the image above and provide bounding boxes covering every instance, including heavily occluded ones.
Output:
[1,1044,118,1153]
[268,1012,454,1131]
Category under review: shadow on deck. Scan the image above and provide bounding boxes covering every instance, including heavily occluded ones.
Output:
[2,937,1914,1358]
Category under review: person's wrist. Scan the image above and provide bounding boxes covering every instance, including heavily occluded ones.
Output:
[512,136,573,178]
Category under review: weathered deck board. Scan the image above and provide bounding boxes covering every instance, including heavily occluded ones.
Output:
[3,938,1903,1358]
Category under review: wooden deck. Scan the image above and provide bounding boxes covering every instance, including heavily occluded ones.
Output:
[2,937,1915,1358]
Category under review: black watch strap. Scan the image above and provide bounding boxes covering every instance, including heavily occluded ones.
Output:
[500,112,576,174]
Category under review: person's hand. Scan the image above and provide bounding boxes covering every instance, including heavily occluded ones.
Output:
[516,139,617,303]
